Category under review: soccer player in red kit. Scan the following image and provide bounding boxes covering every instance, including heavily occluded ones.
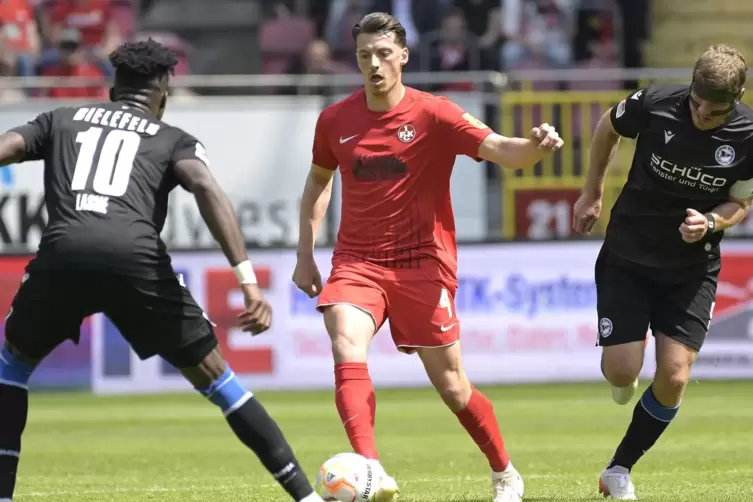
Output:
[293,12,563,502]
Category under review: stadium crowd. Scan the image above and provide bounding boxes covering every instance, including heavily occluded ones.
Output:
[0,0,648,100]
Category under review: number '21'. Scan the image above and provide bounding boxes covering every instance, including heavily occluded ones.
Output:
[72,127,141,197]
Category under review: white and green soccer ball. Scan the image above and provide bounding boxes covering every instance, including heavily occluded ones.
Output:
[315,453,378,502]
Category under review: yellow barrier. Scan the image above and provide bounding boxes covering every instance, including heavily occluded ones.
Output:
[499,90,636,240]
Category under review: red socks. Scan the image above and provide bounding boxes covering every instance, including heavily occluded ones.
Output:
[334,365,508,471]
[454,387,510,472]
[334,363,378,460]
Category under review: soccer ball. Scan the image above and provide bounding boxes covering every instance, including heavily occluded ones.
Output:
[315,452,377,502]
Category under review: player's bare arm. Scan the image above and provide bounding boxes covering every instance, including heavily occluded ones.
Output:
[174,158,271,334]
[293,164,334,297]
[477,124,563,170]
[573,110,621,234]
[681,189,753,243]
[0,131,31,165]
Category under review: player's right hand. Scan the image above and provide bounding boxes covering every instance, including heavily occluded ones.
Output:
[238,284,273,335]
[292,253,323,298]
[573,191,602,235]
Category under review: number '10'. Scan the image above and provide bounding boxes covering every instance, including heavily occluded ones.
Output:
[71,127,141,197]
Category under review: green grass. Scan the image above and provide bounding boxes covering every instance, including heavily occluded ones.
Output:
[15,381,753,501]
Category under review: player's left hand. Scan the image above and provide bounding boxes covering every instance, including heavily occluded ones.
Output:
[530,123,564,152]
[679,208,709,243]
[237,284,273,335]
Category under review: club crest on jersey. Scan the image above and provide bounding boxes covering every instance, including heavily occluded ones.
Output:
[715,145,735,166]
[397,124,416,143]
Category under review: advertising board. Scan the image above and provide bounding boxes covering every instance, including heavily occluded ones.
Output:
[91,242,659,394]
[4,240,753,393]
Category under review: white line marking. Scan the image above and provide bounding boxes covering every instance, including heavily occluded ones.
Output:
[15,476,565,498]
[16,469,753,498]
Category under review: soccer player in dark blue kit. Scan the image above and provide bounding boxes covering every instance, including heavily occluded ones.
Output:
[0,39,323,502]
[574,44,753,499]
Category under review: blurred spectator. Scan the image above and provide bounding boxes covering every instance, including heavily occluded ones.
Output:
[37,27,107,99]
[283,38,357,95]
[323,0,369,54]
[453,0,502,69]
[501,0,572,70]
[573,0,616,63]
[46,0,121,56]
[0,0,39,53]
[614,0,648,85]
[427,8,477,90]
[0,41,26,101]
[0,0,40,75]
[259,0,315,74]
[368,0,443,50]
[570,39,620,89]
[133,31,195,97]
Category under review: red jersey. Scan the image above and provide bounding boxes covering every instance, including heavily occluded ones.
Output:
[50,0,112,47]
[0,0,35,52]
[312,87,493,284]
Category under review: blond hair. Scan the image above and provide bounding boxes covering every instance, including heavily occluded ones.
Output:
[693,44,747,95]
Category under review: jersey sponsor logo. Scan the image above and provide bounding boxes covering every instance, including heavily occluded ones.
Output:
[715,145,735,166]
[462,112,488,129]
[352,155,407,182]
[397,123,416,143]
[615,100,626,118]
[664,130,675,144]
[650,153,728,193]
[598,317,613,337]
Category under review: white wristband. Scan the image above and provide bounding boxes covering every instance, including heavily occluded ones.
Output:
[232,260,257,285]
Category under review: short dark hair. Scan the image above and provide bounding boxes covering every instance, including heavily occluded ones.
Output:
[109,39,179,90]
[352,12,407,48]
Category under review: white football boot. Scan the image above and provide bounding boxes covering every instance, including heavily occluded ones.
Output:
[599,466,637,500]
[610,379,638,405]
[371,461,399,502]
[492,463,524,502]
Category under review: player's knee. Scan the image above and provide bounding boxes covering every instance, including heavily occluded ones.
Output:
[330,334,369,363]
[0,343,35,390]
[601,346,643,387]
[323,305,374,363]
[434,373,472,411]
[195,366,254,417]
[654,359,690,400]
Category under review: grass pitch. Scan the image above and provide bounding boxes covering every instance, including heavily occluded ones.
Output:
[15,381,753,501]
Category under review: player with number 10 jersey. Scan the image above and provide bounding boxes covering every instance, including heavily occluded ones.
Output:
[0,39,324,502]
[20,101,202,278]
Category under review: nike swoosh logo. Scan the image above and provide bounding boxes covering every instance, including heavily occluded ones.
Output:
[339,134,358,144]
[440,323,456,332]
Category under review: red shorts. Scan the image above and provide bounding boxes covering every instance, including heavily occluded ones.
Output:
[316,262,459,353]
